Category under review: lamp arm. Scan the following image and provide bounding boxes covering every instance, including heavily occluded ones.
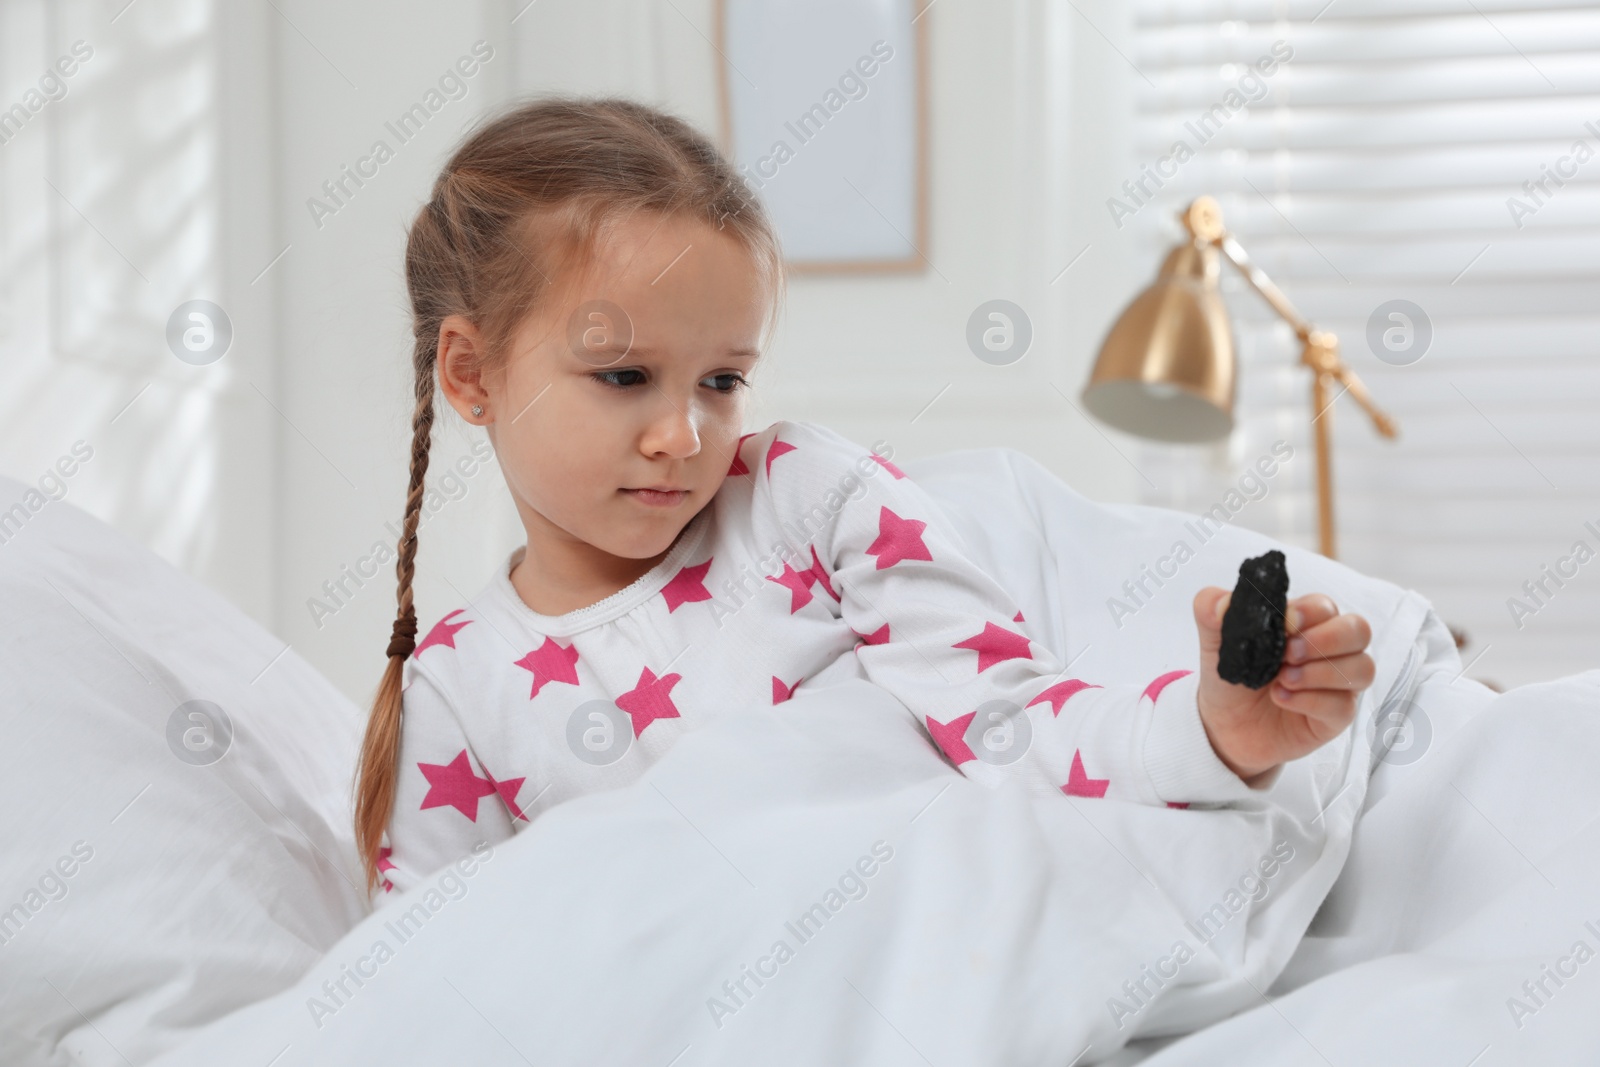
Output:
[1215,234,1314,339]
[1212,232,1399,441]
[1172,194,1402,560]
[1329,363,1401,439]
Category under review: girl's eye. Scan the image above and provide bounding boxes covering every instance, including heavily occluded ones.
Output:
[703,373,750,394]
[592,369,647,389]
[591,369,749,394]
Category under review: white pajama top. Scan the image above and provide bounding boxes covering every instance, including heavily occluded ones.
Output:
[378,420,1277,895]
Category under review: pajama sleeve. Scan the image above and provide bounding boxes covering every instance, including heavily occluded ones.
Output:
[758,422,1281,807]
[378,659,518,899]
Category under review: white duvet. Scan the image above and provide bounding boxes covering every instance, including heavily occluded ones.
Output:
[147,447,1600,1065]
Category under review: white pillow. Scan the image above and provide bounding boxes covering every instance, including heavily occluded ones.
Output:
[0,476,370,1065]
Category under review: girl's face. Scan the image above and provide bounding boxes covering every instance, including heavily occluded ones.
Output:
[439,211,772,577]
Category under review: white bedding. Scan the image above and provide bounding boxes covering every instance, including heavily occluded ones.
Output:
[12,444,1583,1065]
[146,675,1343,1065]
[141,444,1564,1067]
[1130,670,1600,1065]
[0,475,368,1067]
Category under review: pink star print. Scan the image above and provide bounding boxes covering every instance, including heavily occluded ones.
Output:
[865,507,932,570]
[953,622,1034,672]
[1061,750,1110,798]
[1027,678,1103,716]
[513,638,580,700]
[377,847,396,892]
[616,666,683,737]
[414,609,471,658]
[1167,802,1191,809]
[769,561,818,614]
[806,546,839,601]
[419,750,498,821]
[870,452,906,479]
[766,549,839,614]
[727,432,757,477]
[926,712,977,766]
[853,623,890,647]
[1142,669,1192,703]
[662,558,714,612]
[765,439,797,477]
[485,770,530,823]
[772,676,799,704]
[1013,610,1025,622]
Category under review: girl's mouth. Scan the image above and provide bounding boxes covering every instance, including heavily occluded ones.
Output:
[622,487,689,508]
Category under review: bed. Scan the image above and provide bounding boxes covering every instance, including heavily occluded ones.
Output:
[3,446,1596,1065]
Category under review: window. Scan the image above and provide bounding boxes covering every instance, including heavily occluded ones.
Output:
[0,0,276,622]
[1126,0,1600,688]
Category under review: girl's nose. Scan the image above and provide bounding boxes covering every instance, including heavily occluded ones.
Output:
[640,397,701,459]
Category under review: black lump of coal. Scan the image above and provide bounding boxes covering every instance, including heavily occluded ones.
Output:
[1217,549,1290,689]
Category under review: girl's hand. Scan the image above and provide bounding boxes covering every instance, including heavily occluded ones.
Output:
[1190,588,1376,784]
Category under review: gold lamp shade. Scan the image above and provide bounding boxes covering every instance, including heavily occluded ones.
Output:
[1078,195,1401,560]
[1082,241,1236,443]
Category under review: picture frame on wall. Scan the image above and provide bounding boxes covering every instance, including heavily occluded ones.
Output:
[714,0,930,274]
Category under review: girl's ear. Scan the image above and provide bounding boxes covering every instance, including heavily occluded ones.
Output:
[436,314,492,424]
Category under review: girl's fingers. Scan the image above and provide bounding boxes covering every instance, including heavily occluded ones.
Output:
[1201,587,1230,628]
[1284,612,1373,664]
[1269,683,1359,730]
[1276,652,1376,692]
[1286,594,1339,635]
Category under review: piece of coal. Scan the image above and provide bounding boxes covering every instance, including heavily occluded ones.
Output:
[1217,549,1290,689]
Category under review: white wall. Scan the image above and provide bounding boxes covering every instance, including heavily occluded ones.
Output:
[271,0,516,702]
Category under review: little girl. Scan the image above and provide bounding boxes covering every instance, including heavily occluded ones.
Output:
[356,97,1376,896]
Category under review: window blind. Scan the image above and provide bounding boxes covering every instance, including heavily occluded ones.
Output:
[1124,0,1600,689]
